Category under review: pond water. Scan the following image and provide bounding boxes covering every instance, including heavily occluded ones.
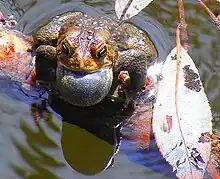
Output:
[0,0,219,179]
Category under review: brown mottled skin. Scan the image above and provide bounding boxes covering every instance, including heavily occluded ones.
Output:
[33,11,158,107]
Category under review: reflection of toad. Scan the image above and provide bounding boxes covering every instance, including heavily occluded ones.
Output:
[33,11,158,107]
[51,88,153,175]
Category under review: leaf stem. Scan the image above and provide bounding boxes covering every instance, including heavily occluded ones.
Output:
[197,0,220,29]
[178,0,189,51]
[175,24,194,179]
[119,0,133,21]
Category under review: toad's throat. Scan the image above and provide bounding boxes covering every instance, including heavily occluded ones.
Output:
[56,60,114,107]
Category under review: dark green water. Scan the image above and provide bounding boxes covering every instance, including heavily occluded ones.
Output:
[0,0,219,179]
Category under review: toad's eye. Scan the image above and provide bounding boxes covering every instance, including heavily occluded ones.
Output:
[91,45,107,61]
[61,40,75,57]
[62,41,69,55]
[97,46,107,59]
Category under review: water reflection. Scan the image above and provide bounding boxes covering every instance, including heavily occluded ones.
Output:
[50,93,133,175]
[10,120,64,179]
[61,123,116,175]
[0,0,219,178]
[0,93,65,179]
[0,0,24,20]
[49,90,177,178]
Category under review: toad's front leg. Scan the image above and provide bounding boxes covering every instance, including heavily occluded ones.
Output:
[35,45,57,85]
[113,48,153,92]
[112,22,157,92]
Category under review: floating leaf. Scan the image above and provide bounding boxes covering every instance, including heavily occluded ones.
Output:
[115,0,153,20]
[153,46,212,178]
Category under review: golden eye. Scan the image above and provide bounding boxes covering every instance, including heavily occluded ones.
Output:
[61,40,76,57]
[92,45,107,60]
[97,46,107,58]
[62,41,69,55]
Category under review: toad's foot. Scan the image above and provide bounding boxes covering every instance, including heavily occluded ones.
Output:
[30,100,52,125]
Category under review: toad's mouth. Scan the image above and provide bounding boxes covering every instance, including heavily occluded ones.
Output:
[58,57,113,73]
[56,61,113,107]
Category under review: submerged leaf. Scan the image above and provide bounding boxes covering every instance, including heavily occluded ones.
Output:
[153,46,212,178]
[115,0,153,20]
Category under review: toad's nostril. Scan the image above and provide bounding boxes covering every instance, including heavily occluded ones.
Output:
[73,57,80,67]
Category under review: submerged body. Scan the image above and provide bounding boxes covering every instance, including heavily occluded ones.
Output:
[33,11,158,107]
